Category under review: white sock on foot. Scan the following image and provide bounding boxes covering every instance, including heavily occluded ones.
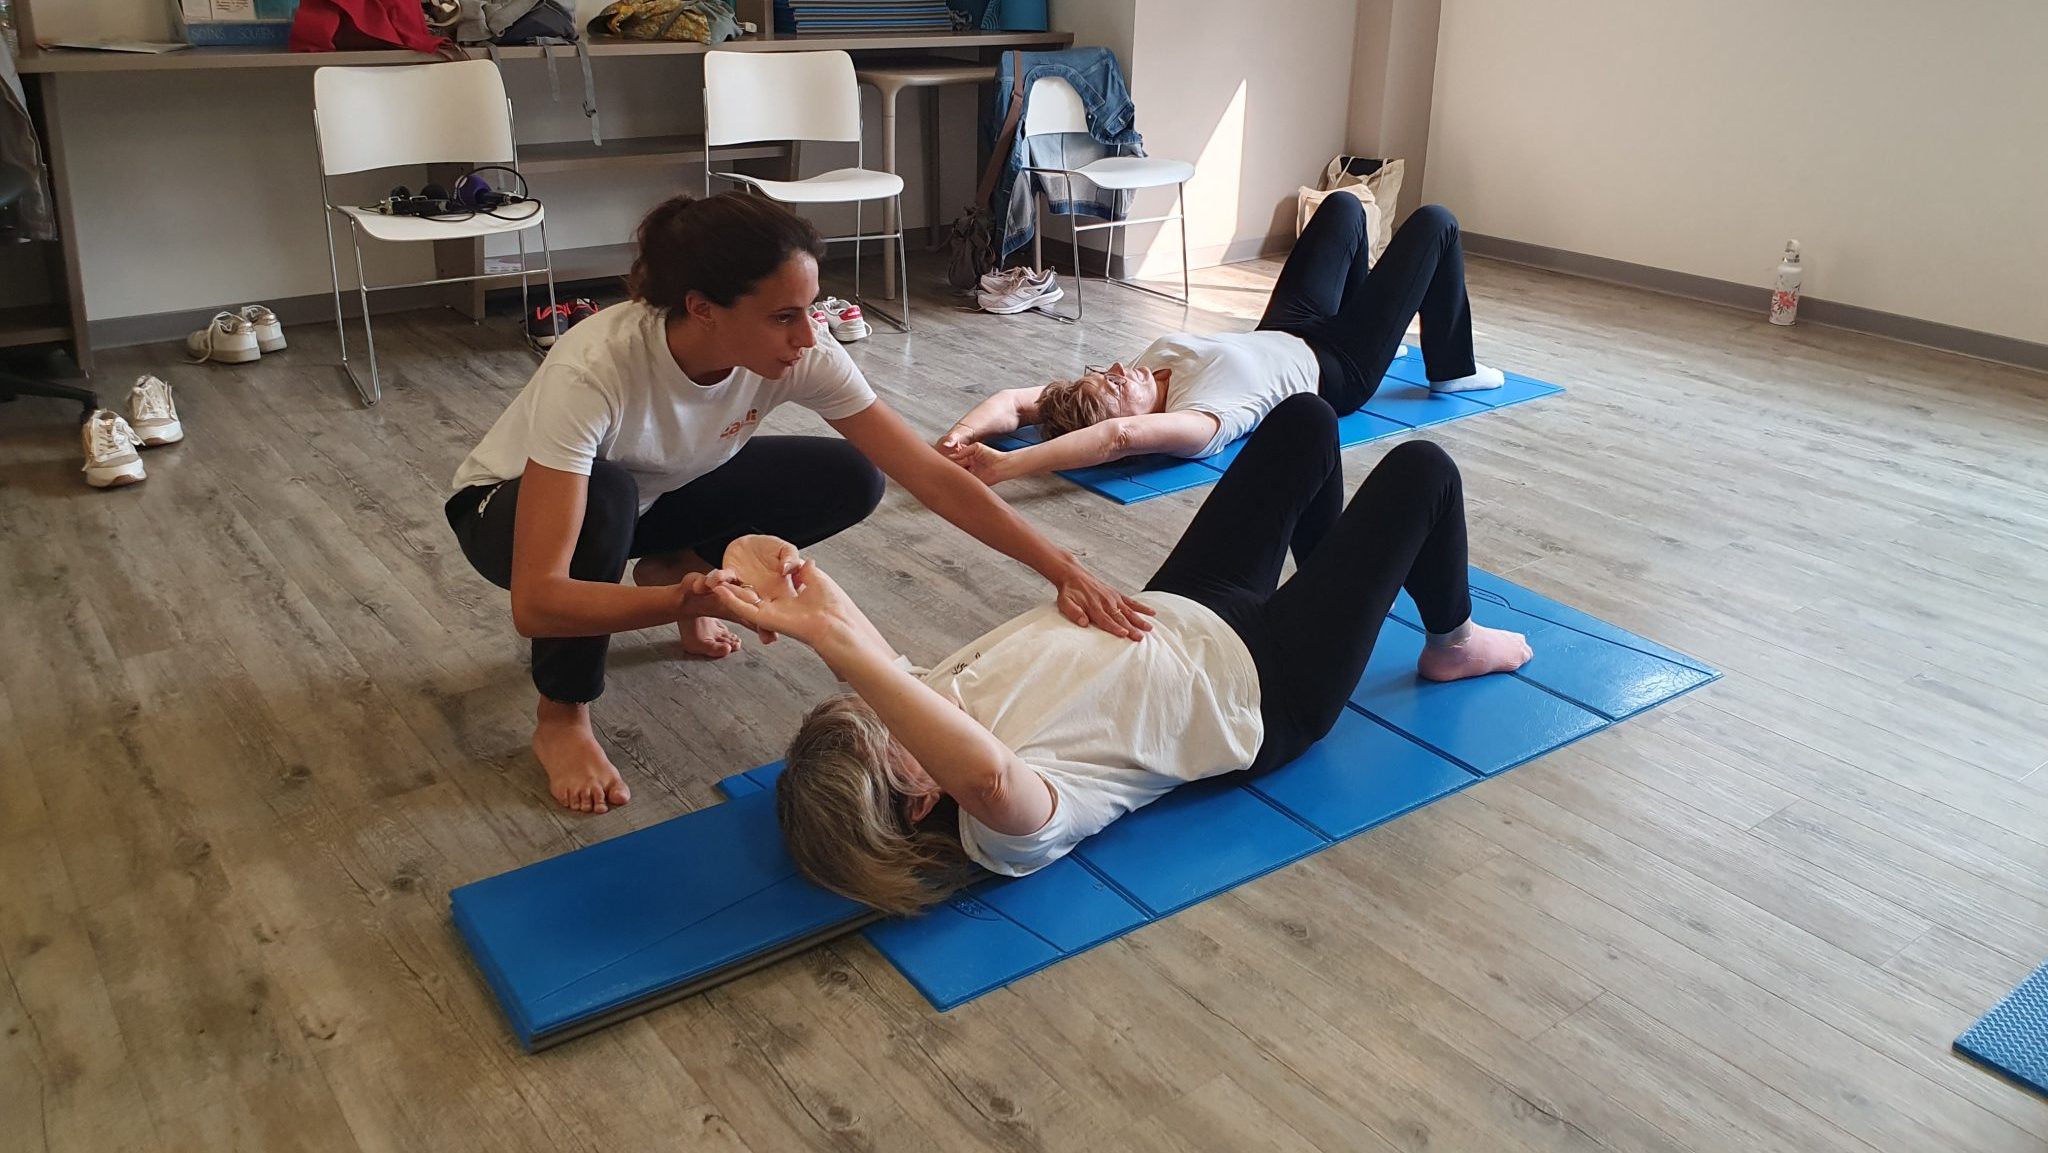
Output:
[1429,364,1504,393]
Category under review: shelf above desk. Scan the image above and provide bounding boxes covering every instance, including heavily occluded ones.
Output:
[15,29,1070,74]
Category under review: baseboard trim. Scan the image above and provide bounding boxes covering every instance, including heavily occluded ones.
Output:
[1462,232,2048,374]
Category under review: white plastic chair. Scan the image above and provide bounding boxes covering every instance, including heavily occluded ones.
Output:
[1022,75,1194,318]
[313,61,555,406]
[703,50,909,332]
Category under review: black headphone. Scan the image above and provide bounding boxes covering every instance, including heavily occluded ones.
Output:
[368,167,540,221]
[375,183,464,218]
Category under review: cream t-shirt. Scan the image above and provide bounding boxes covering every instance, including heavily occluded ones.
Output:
[923,593,1265,877]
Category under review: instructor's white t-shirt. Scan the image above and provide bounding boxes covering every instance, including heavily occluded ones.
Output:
[451,301,877,513]
[1134,330,1322,458]
[923,593,1265,877]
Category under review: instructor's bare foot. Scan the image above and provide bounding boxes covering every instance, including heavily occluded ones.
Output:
[678,615,743,659]
[533,698,631,814]
[1417,623,1533,682]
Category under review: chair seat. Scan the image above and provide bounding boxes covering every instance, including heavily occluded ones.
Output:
[336,202,547,243]
[1067,155,1196,190]
[715,166,905,204]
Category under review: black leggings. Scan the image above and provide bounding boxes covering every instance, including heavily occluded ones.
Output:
[445,436,885,704]
[1144,394,1473,772]
[1257,194,1477,414]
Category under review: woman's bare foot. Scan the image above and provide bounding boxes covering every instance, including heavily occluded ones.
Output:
[533,698,631,814]
[633,552,741,659]
[1416,622,1533,682]
[679,615,743,658]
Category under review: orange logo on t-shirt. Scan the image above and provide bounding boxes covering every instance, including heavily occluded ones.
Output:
[719,408,761,439]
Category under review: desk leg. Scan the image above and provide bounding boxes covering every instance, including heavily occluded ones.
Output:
[878,87,900,300]
[924,85,943,251]
[30,75,94,375]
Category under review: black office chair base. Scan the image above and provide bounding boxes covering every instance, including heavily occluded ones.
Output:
[0,367,98,422]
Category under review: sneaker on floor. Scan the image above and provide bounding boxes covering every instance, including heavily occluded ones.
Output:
[187,310,260,364]
[238,304,286,353]
[1428,363,1505,394]
[127,374,183,446]
[527,302,573,350]
[979,266,1054,296]
[565,298,601,329]
[977,272,1063,315]
[814,297,870,342]
[81,409,147,489]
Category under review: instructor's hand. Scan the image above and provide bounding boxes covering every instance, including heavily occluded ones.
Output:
[676,569,755,621]
[946,442,1012,486]
[712,560,861,650]
[1053,563,1154,641]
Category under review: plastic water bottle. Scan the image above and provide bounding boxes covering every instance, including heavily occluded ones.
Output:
[0,0,19,58]
[1770,240,1803,326]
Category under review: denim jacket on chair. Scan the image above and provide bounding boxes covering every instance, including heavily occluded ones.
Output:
[989,47,1146,260]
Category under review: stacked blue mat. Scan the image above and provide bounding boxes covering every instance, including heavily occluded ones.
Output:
[1956,961,2048,1098]
[984,347,1565,504]
[451,567,1714,1048]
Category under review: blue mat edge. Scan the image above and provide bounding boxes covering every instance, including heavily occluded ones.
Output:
[452,896,541,1050]
[1953,960,2048,1098]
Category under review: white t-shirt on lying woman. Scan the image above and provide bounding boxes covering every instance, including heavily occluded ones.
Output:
[1135,330,1322,458]
[922,592,1265,877]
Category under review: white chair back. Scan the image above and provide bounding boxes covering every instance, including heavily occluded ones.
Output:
[704,50,862,147]
[1022,75,1091,138]
[314,61,516,176]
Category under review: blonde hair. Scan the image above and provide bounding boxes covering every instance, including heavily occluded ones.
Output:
[777,695,972,916]
[1035,376,1117,439]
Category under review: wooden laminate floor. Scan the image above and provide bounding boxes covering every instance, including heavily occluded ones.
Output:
[3,252,2047,1152]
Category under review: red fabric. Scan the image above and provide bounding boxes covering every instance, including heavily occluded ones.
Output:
[290,0,450,53]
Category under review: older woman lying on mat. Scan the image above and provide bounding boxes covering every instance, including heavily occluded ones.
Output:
[935,196,1505,486]
[712,394,1532,914]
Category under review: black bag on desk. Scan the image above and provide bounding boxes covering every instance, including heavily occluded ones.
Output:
[945,51,1026,291]
[491,0,577,41]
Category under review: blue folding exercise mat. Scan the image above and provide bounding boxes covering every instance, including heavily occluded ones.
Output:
[1956,960,2048,1098]
[986,346,1565,504]
[449,789,878,1051]
[454,567,1714,1043]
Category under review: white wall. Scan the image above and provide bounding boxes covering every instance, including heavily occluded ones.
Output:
[1346,0,1438,220]
[1119,0,1358,276]
[1425,0,2048,346]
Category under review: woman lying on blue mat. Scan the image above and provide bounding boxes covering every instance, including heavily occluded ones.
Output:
[712,395,1534,914]
[444,192,1150,818]
[934,196,1505,486]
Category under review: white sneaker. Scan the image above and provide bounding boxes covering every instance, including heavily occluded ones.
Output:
[977,272,1063,315]
[979,267,1054,296]
[811,297,871,342]
[977,266,1029,294]
[238,304,286,353]
[127,374,183,446]
[187,311,260,364]
[81,409,147,488]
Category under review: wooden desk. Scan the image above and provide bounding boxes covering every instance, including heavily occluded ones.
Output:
[6,26,1071,370]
